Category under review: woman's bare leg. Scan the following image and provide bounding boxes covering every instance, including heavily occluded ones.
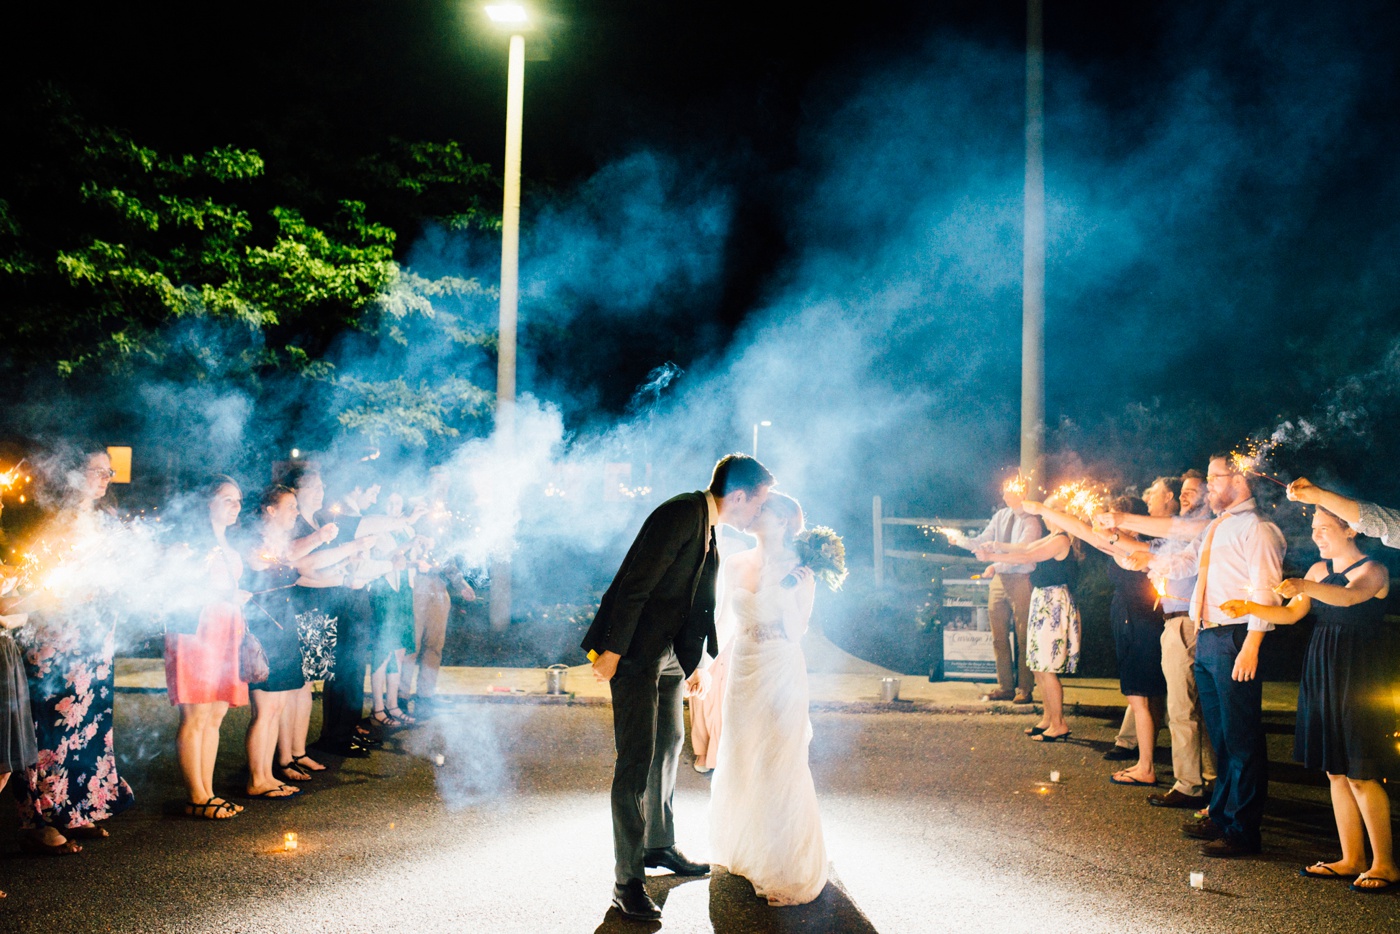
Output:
[1040,673,1068,736]
[247,690,296,795]
[289,684,322,769]
[1113,696,1157,783]
[177,703,212,803]
[1350,778,1400,887]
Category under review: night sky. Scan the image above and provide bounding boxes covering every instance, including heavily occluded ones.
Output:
[6,0,1400,509]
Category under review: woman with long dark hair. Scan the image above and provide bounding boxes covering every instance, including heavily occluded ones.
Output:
[13,446,135,853]
[164,476,250,818]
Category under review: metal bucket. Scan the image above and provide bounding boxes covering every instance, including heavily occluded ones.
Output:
[546,664,569,695]
[880,677,901,702]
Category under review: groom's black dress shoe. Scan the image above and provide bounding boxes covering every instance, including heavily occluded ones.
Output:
[612,880,662,921]
[644,846,710,876]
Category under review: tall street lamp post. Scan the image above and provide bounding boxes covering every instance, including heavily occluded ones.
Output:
[752,420,772,459]
[485,3,529,630]
[1021,0,1045,484]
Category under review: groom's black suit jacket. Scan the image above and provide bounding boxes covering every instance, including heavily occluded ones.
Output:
[582,491,718,676]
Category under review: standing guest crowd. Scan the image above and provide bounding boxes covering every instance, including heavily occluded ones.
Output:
[0,448,477,884]
[1,444,1397,901]
[958,460,1400,891]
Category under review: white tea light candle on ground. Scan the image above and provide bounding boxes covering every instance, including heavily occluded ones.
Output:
[1050,770,1060,783]
[284,832,299,851]
[1189,872,1204,889]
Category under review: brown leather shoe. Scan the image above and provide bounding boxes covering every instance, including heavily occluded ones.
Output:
[1148,789,1208,809]
[1201,837,1260,858]
[1182,818,1224,840]
[1012,692,1034,704]
[982,688,1016,702]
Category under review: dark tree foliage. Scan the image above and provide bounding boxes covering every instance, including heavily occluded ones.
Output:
[0,88,498,447]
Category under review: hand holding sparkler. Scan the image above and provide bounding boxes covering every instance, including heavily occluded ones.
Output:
[1220,599,1252,619]
[1123,551,1153,572]
[1274,578,1309,600]
[1285,477,1320,504]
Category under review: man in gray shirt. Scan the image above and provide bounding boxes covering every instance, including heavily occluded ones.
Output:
[963,476,1044,703]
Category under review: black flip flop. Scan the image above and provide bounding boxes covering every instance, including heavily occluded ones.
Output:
[1350,875,1398,894]
[1300,862,1355,880]
[245,784,302,799]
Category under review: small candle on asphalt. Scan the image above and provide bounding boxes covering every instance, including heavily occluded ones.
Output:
[1050,770,1061,783]
[1190,872,1204,890]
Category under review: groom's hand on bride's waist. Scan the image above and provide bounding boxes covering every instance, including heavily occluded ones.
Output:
[592,650,621,682]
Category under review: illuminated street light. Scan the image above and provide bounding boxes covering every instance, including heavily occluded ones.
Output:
[483,2,532,631]
[752,420,772,459]
[485,3,529,24]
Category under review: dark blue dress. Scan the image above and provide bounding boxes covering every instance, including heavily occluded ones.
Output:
[1293,557,1398,781]
[1106,560,1167,698]
[245,563,305,693]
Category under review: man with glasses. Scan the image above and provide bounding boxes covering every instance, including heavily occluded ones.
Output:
[1141,455,1285,856]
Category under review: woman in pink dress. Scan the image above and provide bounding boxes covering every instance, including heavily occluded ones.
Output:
[164,476,250,819]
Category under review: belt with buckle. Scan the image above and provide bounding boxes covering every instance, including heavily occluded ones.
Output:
[1163,611,1189,620]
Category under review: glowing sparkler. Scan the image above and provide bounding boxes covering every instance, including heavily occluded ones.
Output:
[0,459,29,496]
[1002,474,1029,498]
[1229,440,1289,488]
[919,525,970,549]
[1044,480,1108,523]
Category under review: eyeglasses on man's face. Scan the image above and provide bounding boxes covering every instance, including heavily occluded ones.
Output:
[87,468,117,480]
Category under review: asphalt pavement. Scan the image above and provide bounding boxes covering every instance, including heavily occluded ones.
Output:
[1,691,1397,933]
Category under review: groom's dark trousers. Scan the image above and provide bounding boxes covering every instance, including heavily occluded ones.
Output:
[609,648,686,882]
[582,491,719,885]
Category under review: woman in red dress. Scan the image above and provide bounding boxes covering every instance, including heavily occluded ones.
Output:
[164,476,250,819]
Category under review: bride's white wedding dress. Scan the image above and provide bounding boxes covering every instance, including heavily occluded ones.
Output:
[708,574,828,906]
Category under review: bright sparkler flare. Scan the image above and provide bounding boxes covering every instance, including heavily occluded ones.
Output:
[1002,474,1028,497]
[1045,480,1108,523]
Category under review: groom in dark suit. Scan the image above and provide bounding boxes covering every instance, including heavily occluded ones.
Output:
[583,453,774,921]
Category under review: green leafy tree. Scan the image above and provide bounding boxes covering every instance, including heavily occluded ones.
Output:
[0,89,500,447]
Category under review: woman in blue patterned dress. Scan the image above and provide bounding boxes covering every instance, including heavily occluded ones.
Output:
[13,448,134,855]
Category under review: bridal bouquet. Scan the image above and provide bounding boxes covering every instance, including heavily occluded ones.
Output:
[791,526,848,591]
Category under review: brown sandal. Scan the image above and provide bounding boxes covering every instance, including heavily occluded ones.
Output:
[64,824,109,839]
[19,835,82,857]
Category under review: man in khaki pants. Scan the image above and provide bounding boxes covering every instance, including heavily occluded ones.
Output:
[964,476,1043,703]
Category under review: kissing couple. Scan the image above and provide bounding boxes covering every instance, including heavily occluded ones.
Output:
[582,453,828,921]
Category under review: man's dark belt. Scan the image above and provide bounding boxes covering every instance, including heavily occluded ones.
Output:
[1163,611,1189,620]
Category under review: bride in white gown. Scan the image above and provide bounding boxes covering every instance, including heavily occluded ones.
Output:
[708,492,828,906]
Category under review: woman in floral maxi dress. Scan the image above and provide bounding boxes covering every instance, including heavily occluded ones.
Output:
[15,449,134,855]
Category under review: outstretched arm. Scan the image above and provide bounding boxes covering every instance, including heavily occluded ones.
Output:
[1099,512,1210,541]
[977,530,1070,564]
[1277,560,1388,608]
[1023,501,1137,557]
[1286,478,1360,523]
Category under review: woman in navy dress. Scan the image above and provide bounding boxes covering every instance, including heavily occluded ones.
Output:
[1224,506,1397,892]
